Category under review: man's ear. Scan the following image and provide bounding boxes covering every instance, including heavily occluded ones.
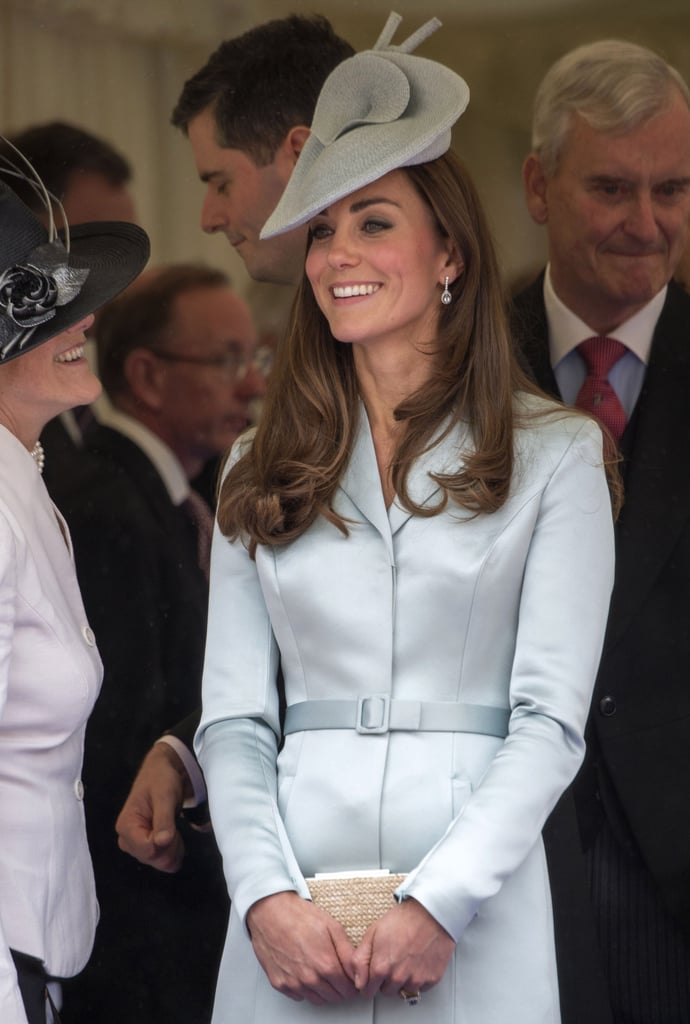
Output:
[283,125,311,165]
[123,348,165,412]
[522,152,550,226]
[270,127,311,188]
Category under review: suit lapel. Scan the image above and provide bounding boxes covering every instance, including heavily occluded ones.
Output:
[515,277,690,654]
[86,425,178,526]
[510,274,560,398]
[605,283,690,650]
[84,424,204,578]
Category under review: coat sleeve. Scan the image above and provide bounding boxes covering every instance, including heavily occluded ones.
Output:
[0,516,31,1024]
[195,509,309,923]
[396,417,615,940]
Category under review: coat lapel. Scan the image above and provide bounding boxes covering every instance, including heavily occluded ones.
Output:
[388,419,470,535]
[510,274,560,397]
[338,408,393,545]
[514,277,690,655]
[605,283,690,650]
[82,424,206,586]
[338,403,469,540]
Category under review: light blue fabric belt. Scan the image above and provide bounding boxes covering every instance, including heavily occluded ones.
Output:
[283,696,510,738]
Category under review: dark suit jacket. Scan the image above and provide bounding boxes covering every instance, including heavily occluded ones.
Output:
[48,424,227,1024]
[513,275,690,931]
[40,412,81,493]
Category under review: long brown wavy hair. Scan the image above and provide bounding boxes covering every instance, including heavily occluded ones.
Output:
[217,151,547,555]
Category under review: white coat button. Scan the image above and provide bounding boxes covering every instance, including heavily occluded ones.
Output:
[82,626,96,646]
[74,779,85,800]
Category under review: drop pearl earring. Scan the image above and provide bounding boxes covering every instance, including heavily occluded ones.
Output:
[441,275,452,305]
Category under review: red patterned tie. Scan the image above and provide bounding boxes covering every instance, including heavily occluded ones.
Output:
[575,336,628,444]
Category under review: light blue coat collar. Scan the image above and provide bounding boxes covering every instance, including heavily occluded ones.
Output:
[337,403,469,541]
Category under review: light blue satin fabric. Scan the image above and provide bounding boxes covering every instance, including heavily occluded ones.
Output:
[197,394,615,1023]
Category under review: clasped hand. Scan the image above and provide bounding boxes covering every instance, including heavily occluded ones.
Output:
[115,742,193,873]
[246,891,454,1006]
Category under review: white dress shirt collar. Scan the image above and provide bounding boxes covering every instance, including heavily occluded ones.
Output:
[543,263,665,368]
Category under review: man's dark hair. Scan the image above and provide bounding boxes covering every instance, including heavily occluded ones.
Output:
[97,263,230,398]
[0,121,131,212]
[171,15,354,165]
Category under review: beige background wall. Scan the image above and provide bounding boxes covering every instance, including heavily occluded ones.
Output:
[2,0,689,305]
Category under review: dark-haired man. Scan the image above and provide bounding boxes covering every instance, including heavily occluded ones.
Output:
[171,14,354,286]
[116,14,355,878]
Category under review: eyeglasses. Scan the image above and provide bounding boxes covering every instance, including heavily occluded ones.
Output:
[150,345,273,379]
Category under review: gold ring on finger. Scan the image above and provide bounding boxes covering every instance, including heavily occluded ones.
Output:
[399,988,421,1006]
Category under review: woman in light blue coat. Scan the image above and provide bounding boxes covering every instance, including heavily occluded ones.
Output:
[196,15,616,1023]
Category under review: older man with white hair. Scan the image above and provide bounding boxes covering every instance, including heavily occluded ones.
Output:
[514,38,690,1024]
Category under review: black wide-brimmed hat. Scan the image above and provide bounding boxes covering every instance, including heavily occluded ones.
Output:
[0,179,150,363]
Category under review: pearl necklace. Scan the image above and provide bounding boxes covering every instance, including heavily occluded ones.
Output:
[31,440,45,475]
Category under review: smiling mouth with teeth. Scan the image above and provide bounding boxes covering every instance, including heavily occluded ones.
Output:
[332,284,380,298]
[55,345,85,364]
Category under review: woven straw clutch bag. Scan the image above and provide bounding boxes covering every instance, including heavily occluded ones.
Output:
[306,872,407,946]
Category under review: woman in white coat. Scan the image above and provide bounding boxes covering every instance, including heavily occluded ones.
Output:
[197,15,617,1023]
[0,161,149,1023]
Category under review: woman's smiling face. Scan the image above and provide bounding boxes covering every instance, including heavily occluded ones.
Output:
[305,170,458,358]
[0,315,101,438]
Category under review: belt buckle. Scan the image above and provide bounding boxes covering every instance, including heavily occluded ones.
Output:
[356,694,390,734]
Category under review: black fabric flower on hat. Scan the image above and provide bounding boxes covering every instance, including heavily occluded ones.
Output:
[0,265,58,325]
[0,240,89,357]
[0,176,149,364]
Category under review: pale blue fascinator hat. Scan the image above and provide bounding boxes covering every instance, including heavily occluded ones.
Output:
[261,11,470,239]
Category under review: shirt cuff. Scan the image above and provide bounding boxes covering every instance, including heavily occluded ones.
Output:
[156,735,207,807]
